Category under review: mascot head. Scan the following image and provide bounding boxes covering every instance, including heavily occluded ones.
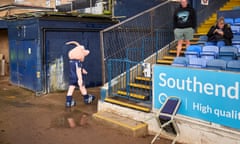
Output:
[66,41,90,62]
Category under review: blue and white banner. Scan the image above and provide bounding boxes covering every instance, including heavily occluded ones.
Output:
[153,65,240,130]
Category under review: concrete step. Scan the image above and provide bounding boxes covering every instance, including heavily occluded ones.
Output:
[197,28,210,33]
[192,37,199,41]
[190,41,199,44]
[93,111,148,137]
[208,17,217,21]
[168,49,185,55]
[225,2,240,6]
[203,20,216,25]
[229,0,240,2]
[105,97,151,112]
[196,32,207,35]
[129,82,151,90]
[163,55,175,60]
[211,13,217,18]
[222,5,236,8]
[219,7,234,11]
[117,89,149,100]
[197,27,209,34]
[135,76,151,82]
[156,59,172,65]
[198,24,212,29]
[194,33,205,37]
[179,41,196,45]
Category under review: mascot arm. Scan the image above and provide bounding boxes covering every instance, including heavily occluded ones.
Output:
[82,68,88,74]
[77,67,83,86]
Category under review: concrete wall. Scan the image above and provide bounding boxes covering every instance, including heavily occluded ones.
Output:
[97,101,240,144]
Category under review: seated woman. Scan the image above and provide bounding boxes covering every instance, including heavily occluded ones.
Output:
[205,17,233,48]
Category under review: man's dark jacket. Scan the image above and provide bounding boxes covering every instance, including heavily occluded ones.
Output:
[173,4,196,29]
[207,24,233,45]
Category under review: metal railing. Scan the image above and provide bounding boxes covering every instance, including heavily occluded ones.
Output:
[126,29,173,62]
[100,1,175,83]
[107,58,152,103]
[100,0,230,104]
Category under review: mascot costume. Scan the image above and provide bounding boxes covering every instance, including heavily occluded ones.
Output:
[65,41,95,107]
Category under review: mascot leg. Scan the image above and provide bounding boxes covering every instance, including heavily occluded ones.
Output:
[79,80,95,104]
[65,85,77,107]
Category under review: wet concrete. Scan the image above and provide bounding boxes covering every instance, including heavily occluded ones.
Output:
[0,76,176,144]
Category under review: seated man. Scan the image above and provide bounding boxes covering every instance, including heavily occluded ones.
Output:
[205,17,233,48]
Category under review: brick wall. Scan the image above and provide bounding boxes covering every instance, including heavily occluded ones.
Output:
[0,0,71,17]
[0,0,65,8]
[0,0,14,5]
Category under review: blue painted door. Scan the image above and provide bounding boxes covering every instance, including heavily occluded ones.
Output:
[45,30,102,92]
[18,40,37,90]
[10,40,38,91]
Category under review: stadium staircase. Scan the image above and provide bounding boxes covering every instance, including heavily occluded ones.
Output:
[157,0,240,65]
[94,1,240,137]
[103,0,240,113]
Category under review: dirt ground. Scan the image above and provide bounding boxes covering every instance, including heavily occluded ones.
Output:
[0,77,177,144]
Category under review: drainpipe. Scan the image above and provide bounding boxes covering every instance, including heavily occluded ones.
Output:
[90,0,92,13]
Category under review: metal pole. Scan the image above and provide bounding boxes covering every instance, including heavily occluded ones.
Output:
[112,0,114,18]
[90,0,92,13]
[100,30,106,84]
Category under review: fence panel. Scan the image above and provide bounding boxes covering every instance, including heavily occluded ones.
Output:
[107,59,151,104]
[101,1,175,83]
[102,1,230,104]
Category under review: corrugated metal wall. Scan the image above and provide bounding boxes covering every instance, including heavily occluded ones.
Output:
[8,19,41,92]
[44,30,103,92]
[7,17,115,94]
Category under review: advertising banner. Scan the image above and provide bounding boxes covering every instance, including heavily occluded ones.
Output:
[153,65,240,130]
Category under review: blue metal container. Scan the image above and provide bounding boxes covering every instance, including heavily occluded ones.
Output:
[7,15,115,94]
[0,20,7,29]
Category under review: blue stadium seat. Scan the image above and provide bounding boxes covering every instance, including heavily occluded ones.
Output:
[232,36,240,51]
[200,45,219,60]
[225,18,234,25]
[233,35,240,40]
[234,18,240,26]
[199,35,208,41]
[231,26,240,34]
[206,59,227,70]
[218,46,238,60]
[233,44,240,50]
[232,35,240,51]
[197,36,208,44]
[184,45,202,58]
[233,6,240,10]
[187,57,207,68]
[232,35,240,46]
[226,60,240,72]
[171,57,188,67]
